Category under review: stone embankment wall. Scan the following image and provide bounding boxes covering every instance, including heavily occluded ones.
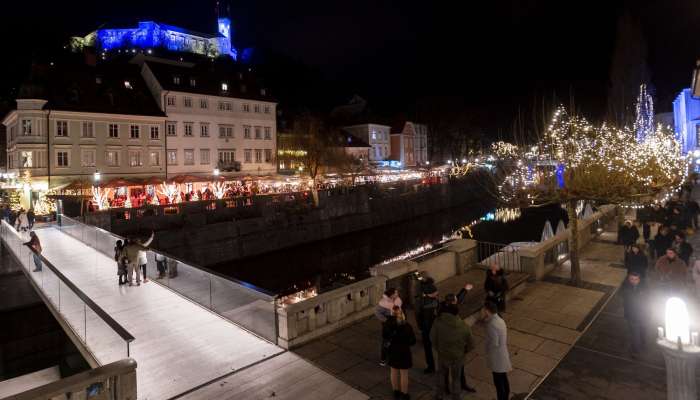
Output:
[84,172,494,266]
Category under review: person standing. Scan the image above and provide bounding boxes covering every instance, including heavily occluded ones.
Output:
[485,264,508,313]
[625,244,648,280]
[24,231,43,272]
[619,220,639,251]
[138,232,154,283]
[375,288,403,366]
[655,248,687,292]
[124,231,154,286]
[384,306,416,400]
[672,233,693,265]
[114,240,128,285]
[17,208,29,232]
[416,275,439,374]
[439,288,476,394]
[482,301,512,400]
[155,252,167,279]
[622,272,647,357]
[27,208,35,230]
[653,226,673,260]
[431,301,473,400]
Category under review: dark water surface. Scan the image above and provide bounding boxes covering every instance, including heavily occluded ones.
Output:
[210,201,567,295]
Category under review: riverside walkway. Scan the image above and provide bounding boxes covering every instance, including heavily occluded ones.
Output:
[0,222,366,400]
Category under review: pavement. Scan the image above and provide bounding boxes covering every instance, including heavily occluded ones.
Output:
[294,227,627,399]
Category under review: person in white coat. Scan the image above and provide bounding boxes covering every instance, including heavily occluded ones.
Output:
[482,301,512,400]
[17,209,29,232]
[124,231,154,286]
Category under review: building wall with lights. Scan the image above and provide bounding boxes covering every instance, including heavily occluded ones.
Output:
[343,123,391,163]
[72,20,238,60]
[673,88,699,155]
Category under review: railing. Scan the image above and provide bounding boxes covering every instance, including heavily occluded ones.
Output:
[0,220,135,364]
[5,358,137,400]
[474,240,523,273]
[57,214,279,344]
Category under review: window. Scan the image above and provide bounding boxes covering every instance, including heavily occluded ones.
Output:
[264,127,272,140]
[218,150,235,164]
[252,126,261,140]
[124,81,132,89]
[200,123,209,137]
[129,150,142,167]
[184,122,193,137]
[254,104,261,113]
[264,149,272,163]
[184,149,194,165]
[21,119,32,135]
[81,149,96,167]
[105,150,120,167]
[372,132,377,140]
[130,125,140,139]
[149,151,160,166]
[109,124,119,138]
[221,82,228,91]
[56,121,68,137]
[264,105,271,114]
[173,76,180,85]
[200,149,210,165]
[167,121,177,136]
[218,102,232,111]
[20,151,33,167]
[183,97,192,108]
[200,98,208,109]
[242,103,250,112]
[166,96,176,106]
[696,125,700,148]
[150,126,160,139]
[56,151,69,167]
[167,150,177,165]
[190,78,196,87]
[81,122,94,138]
[261,88,267,96]
[244,149,252,163]
[254,149,262,163]
[243,125,251,139]
[219,125,233,138]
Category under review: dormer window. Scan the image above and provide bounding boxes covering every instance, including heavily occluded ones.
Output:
[124,81,132,89]
[190,78,196,87]
[173,76,181,85]
[221,82,228,91]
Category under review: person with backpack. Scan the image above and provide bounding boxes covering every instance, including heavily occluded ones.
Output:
[383,306,416,400]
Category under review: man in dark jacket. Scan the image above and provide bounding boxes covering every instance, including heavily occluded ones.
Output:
[625,244,648,280]
[622,272,647,356]
[619,221,639,250]
[431,302,473,400]
[417,275,439,374]
[653,226,673,260]
[673,233,693,265]
[439,285,476,394]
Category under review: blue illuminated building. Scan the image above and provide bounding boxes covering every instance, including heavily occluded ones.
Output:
[73,18,238,60]
[672,88,700,155]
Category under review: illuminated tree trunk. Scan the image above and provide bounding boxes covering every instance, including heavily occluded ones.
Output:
[567,199,581,286]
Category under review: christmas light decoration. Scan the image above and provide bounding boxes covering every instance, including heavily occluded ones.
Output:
[91,186,112,210]
[633,83,655,143]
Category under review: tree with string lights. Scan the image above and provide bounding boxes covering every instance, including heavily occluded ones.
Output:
[498,107,687,286]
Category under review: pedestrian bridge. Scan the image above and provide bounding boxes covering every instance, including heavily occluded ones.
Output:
[0,217,366,400]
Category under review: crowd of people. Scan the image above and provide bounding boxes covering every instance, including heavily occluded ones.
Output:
[3,206,35,232]
[374,264,511,400]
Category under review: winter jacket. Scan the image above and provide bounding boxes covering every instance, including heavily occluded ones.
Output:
[430,312,473,363]
[654,232,673,255]
[655,256,687,284]
[673,242,693,265]
[24,236,42,253]
[622,280,646,322]
[619,225,639,246]
[374,295,402,322]
[485,313,512,373]
[485,269,508,298]
[625,252,648,279]
[124,232,154,267]
[383,318,416,369]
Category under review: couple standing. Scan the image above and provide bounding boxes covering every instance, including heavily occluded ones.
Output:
[114,232,154,286]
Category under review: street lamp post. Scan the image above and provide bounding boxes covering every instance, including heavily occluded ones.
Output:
[658,297,700,400]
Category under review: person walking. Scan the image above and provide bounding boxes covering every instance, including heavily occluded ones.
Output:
[482,301,512,400]
[653,226,673,260]
[625,244,648,280]
[672,233,693,265]
[375,288,403,366]
[622,272,647,357]
[24,231,43,272]
[619,220,639,251]
[124,231,154,286]
[417,275,439,374]
[114,240,128,285]
[384,306,416,400]
[27,208,35,230]
[431,301,474,400]
[485,263,508,313]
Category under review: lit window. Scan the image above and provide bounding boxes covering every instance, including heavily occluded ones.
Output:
[56,151,69,167]
[81,122,94,138]
[129,150,142,167]
[150,151,160,166]
[150,126,159,139]
[173,76,180,85]
[221,82,228,91]
[81,149,96,167]
[184,149,194,165]
[56,121,68,137]
[261,88,267,96]
[21,120,32,135]
[105,151,120,166]
[20,151,33,168]
[124,81,132,89]
[109,124,119,138]
[166,122,177,136]
[167,150,177,165]
[130,125,140,139]
[190,78,196,87]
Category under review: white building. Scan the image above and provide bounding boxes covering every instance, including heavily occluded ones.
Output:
[139,58,277,177]
[390,121,429,167]
[2,62,167,191]
[343,123,391,163]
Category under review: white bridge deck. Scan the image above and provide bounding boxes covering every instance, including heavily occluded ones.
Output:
[4,225,366,400]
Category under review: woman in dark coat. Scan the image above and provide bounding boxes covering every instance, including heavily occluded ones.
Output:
[485,264,509,313]
[625,244,648,280]
[383,306,416,399]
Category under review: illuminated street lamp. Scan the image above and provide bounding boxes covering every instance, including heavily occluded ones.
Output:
[447,160,452,165]
[213,168,220,176]
[657,297,700,400]
[93,171,101,182]
[461,158,467,164]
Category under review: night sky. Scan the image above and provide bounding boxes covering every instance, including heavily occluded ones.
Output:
[2,0,700,134]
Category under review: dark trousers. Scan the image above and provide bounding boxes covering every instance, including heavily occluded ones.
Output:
[380,322,387,362]
[628,320,645,353]
[156,260,167,276]
[140,264,147,279]
[419,315,436,370]
[32,253,42,271]
[492,372,510,400]
[444,366,468,392]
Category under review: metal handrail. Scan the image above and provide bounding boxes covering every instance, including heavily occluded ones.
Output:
[1,220,135,343]
[60,214,277,299]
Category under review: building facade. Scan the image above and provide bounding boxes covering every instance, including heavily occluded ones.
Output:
[343,123,391,163]
[673,88,699,155]
[140,59,277,177]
